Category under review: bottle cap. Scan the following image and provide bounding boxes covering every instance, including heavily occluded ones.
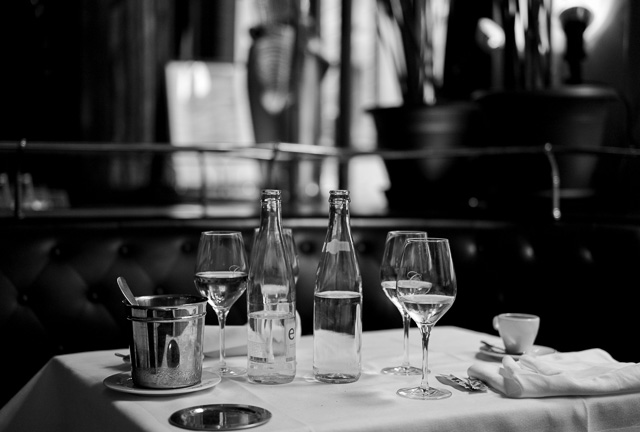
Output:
[329,190,350,201]
[261,189,281,200]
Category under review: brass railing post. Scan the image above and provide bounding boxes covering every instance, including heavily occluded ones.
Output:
[14,139,27,220]
[197,150,208,215]
[543,143,561,220]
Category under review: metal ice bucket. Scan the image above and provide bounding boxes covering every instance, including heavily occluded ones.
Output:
[126,295,207,389]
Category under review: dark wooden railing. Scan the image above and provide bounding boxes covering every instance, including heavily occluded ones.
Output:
[2,140,640,221]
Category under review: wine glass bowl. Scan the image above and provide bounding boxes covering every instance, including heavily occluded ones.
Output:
[194,267,246,310]
[379,231,427,376]
[195,231,249,377]
[395,237,456,400]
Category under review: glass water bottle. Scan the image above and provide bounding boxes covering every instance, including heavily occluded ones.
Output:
[247,189,297,384]
[313,190,362,383]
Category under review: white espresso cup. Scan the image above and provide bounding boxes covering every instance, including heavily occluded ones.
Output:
[492,313,540,354]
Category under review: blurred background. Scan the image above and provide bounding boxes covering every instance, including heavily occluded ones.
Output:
[0,0,639,219]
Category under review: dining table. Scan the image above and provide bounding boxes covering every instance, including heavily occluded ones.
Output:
[1,325,639,432]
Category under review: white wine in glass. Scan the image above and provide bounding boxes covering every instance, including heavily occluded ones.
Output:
[379,231,427,375]
[396,238,456,400]
[195,231,249,377]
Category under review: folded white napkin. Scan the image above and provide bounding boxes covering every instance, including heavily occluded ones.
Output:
[468,349,640,398]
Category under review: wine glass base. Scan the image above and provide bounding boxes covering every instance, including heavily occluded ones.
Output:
[396,386,452,400]
[381,365,422,376]
[218,366,247,377]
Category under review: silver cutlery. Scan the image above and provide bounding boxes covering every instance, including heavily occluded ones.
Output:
[438,374,488,392]
[117,276,138,306]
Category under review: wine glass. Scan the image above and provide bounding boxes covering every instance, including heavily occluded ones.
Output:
[379,231,427,375]
[194,231,249,377]
[396,238,456,400]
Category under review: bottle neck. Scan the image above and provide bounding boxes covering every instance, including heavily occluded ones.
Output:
[251,195,295,308]
[259,198,282,230]
[329,197,349,220]
[328,190,350,224]
[326,198,352,243]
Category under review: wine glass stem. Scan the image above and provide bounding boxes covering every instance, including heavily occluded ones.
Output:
[217,310,228,369]
[419,324,433,390]
[401,312,411,368]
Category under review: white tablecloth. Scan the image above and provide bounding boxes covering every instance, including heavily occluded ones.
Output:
[2,326,639,432]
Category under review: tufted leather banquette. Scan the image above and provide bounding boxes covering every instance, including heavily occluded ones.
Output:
[2,216,640,407]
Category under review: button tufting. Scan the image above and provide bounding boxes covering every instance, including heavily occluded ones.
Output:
[119,245,129,256]
[50,246,62,258]
[298,240,314,254]
[356,241,369,254]
[465,242,477,258]
[521,244,535,261]
[181,242,194,253]
[18,293,28,305]
[88,290,100,302]
[155,286,165,295]
[579,248,593,263]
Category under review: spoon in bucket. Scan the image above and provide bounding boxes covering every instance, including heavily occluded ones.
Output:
[115,277,137,363]
[117,276,138,306]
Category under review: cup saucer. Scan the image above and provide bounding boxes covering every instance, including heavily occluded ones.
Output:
[479,344,556,360]
[103,370,221,396]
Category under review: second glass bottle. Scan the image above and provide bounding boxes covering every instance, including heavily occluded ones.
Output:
[247,189,297,384]
[313,190,362,383]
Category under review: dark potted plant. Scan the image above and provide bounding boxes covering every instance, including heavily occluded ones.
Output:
[370,0,481,213]
[472,1,620,209]
[372,0,621,215]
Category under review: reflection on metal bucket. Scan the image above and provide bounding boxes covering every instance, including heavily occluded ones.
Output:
[126,295,207,389]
